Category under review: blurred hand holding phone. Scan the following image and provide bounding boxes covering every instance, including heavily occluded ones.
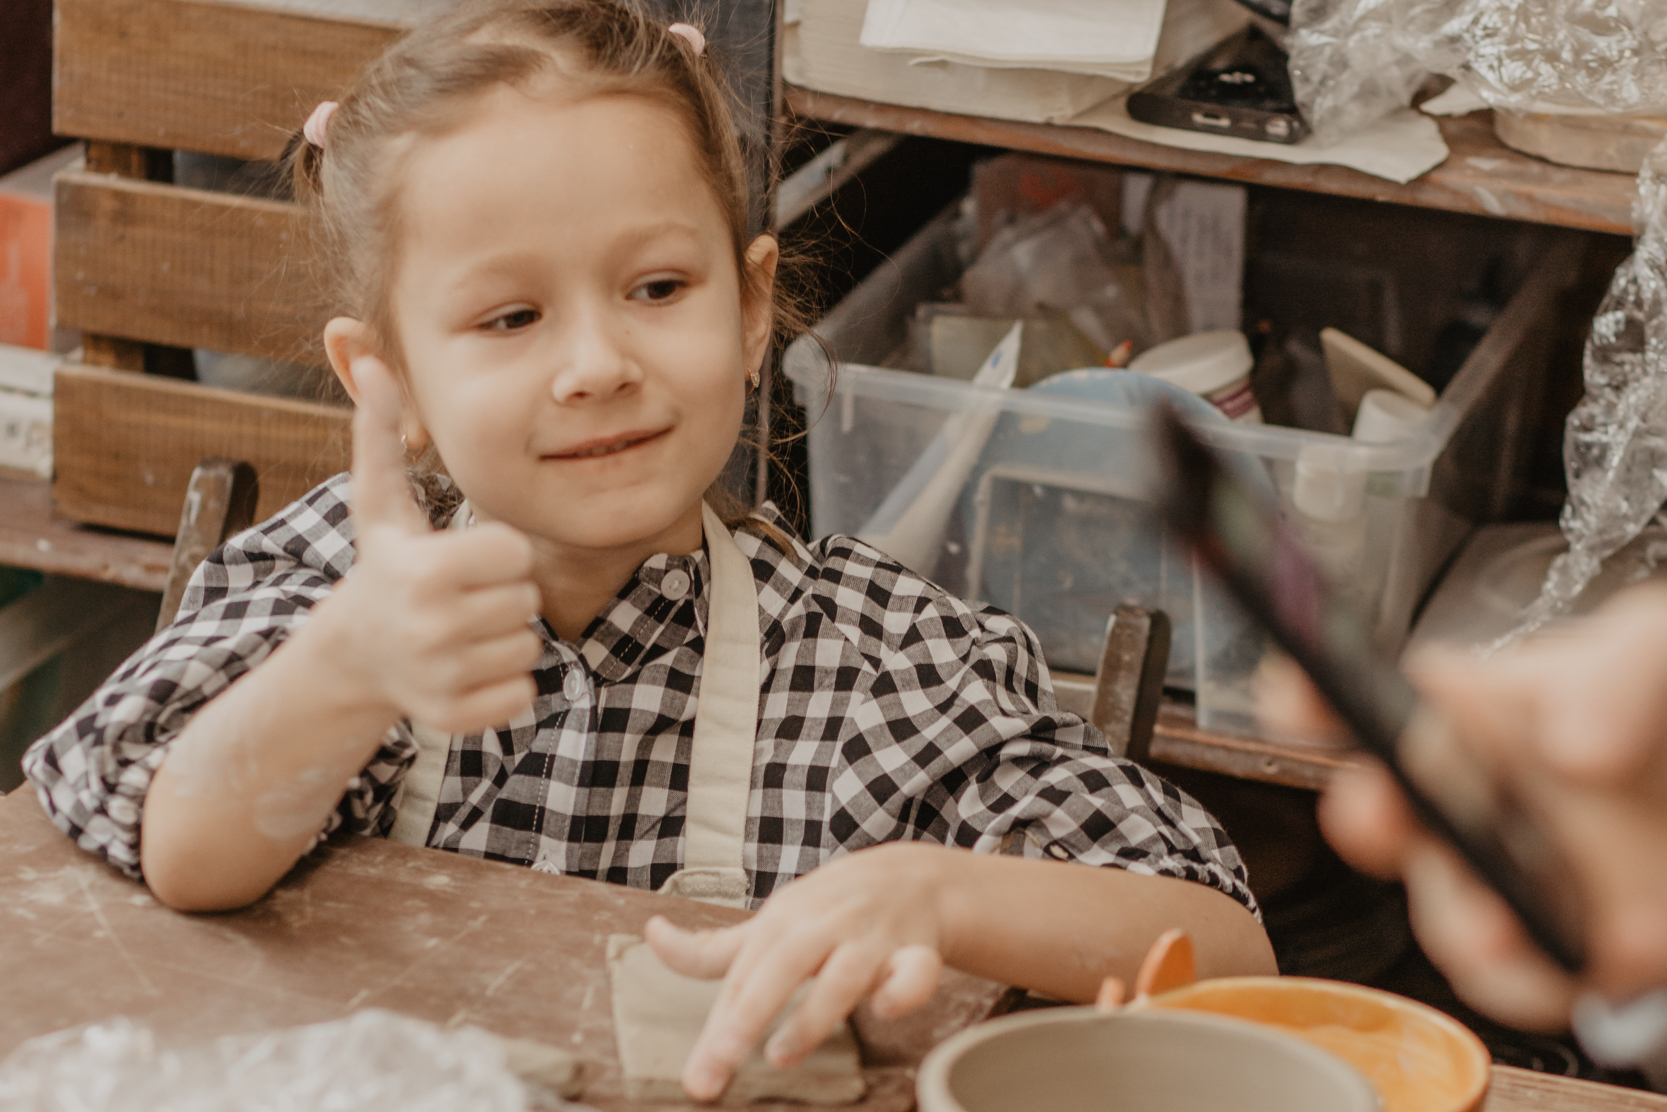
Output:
[1150,400,1667,1081]
[1149,401,1586,971]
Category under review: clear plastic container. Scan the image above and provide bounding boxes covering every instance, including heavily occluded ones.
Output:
[785,208,1560,733]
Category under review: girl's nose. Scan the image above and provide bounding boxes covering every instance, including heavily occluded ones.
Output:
[549,306,641,404]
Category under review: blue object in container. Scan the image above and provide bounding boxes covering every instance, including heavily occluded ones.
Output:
[963,369,1267,687]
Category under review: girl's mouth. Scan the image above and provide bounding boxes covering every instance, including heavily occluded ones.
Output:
[547,428,667,460]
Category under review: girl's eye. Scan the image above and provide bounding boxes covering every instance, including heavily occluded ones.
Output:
[632,278,685,303]
[486,308,540,332]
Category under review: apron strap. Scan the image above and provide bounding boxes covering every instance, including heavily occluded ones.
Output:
[659,502,763,908]
[388,500,765,910]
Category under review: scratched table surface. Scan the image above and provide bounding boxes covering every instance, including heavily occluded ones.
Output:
[0,790,1002,1110]
[4,789,1666,1111]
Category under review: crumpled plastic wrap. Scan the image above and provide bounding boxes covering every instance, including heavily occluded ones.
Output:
[962,202,1153,354]
[0,1009,537,1112]
[1285,0,1667,643]
[1495,134,1667,647]
[1288,0,1667,147]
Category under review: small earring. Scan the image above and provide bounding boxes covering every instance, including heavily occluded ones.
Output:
[748,365,760,390]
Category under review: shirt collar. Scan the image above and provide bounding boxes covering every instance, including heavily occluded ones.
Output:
[564,503,811,684]
[576,549,710,682]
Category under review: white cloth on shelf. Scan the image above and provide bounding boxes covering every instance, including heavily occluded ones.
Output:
[793,0,1245,125]
[860,0,1171,82]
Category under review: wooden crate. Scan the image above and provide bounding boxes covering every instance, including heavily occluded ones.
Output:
[47,0,427,536]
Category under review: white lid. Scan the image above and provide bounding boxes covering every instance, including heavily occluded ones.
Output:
[1352,388,1431,444]
[1128,330,1253,396]
[1293,444,1368,523]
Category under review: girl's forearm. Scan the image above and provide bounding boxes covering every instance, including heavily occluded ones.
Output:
[932,848,1276,1001]
[139,597,400,912]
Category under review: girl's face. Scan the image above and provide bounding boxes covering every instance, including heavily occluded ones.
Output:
[382,85,773,555]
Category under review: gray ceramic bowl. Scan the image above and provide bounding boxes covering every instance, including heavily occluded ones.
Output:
[917,1006,1379,1112]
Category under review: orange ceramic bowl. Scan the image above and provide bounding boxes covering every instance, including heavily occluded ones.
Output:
[1145,976,1491,1112]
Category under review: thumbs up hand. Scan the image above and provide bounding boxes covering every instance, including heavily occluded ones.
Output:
[331,356,542,734]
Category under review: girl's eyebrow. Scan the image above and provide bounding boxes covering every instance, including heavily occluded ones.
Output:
[608,218,706,254]
[442,250,548,295]
[444,221,708,292]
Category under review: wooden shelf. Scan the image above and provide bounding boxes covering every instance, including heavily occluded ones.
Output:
[0,470,172,592]
[1151,703,1352,792]
[786,86,1638,236]
[1054,678,1350,791]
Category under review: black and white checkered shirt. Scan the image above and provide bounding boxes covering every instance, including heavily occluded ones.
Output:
[24,473,1255,913]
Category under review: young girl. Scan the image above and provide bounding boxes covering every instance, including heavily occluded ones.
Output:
[25,0,1273,1099]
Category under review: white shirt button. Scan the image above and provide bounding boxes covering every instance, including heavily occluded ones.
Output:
[562,669,586,701]
[662,568,691,601]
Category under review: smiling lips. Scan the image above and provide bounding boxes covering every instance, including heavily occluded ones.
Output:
[547,428,668,460]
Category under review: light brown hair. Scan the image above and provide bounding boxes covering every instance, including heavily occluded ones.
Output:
[289,0,816,536]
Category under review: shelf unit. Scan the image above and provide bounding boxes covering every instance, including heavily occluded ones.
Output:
[781,82,1638,788]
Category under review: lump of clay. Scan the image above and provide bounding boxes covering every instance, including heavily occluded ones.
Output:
[496,1036,585,1099]
[606,935,866,1105]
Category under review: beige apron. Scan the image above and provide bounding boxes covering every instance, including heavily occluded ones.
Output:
[389,502,762,910]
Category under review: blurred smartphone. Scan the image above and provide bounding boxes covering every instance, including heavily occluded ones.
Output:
[1127,26,1308,145]
[1149,402,1588,973]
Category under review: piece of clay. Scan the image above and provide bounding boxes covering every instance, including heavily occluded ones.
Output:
[606,934,866,1105]
[497,1035,586,1099]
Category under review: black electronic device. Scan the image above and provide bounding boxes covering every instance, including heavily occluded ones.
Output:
[1149,402,1588,973]
[1228,0,1291,25]
[1127,25,1308,145]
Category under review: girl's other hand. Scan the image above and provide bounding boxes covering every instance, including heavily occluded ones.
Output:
[645,843,947,1102]
[336,356,543,733]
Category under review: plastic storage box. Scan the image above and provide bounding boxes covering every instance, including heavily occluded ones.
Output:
[786,208,1572,732]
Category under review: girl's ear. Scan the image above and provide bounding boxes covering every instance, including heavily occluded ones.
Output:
[323,317,432,452]
[740,234,780,382]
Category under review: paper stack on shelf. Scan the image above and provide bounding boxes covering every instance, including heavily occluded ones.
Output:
[862,0,1171,84]
[786,0,1247,126]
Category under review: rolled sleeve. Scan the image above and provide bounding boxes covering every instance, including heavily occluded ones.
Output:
[20,475,410,879]
[836,593,1258,917]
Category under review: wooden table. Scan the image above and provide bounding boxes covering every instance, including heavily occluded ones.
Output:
[3,791,1664,1110]
[0,789,993,1109]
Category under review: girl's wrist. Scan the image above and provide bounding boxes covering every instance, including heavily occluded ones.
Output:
[871,841,974,969]
[929,845,991,973]
[286,587,403,726]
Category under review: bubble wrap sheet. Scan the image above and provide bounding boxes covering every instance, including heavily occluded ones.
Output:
[1288,0,1667,146]
[0,1010,532,1112]
[1498,136,1667,646]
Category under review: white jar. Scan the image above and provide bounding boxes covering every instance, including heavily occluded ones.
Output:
[1291,443,1369,599]
[1352,387,1431,443]
[1129,330,1261,424]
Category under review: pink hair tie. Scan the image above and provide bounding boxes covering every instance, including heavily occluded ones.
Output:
[303,101,339,150]
[667,22,706,57]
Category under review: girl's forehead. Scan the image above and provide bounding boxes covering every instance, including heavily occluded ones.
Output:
[397,88,725,241]
[388,88,733,297]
